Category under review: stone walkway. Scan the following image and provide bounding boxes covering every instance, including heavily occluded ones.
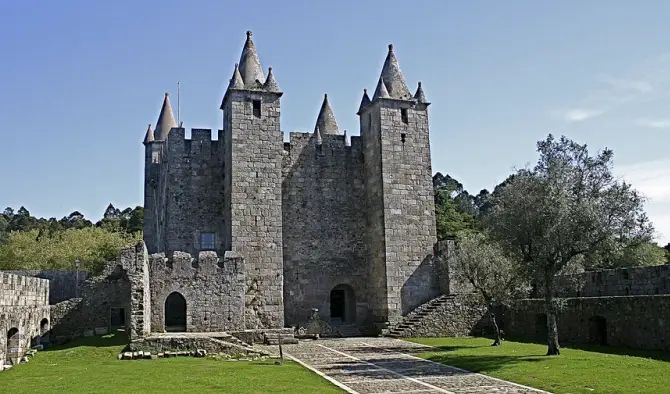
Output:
[258,337,548,394]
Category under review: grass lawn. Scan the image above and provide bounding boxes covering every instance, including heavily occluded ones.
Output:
[409,337,670,394]
[0,332,341,393]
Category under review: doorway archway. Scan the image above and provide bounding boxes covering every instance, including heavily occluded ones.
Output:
[165,292,187,332]
[6,327,20,364]
[330,284,356,323]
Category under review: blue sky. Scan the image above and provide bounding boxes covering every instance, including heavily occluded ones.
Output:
[1,1,669,244]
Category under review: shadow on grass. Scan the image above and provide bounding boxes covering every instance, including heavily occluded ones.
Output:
[44,330,128,351]
[423,353,545,374]
[506,336,670,363]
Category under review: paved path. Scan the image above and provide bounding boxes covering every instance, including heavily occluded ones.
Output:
[259,337,547,394]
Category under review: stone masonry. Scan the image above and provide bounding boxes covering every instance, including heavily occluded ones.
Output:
[0,273,50,367]
[142,32,438,334]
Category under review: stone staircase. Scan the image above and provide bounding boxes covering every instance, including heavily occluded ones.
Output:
[387,294,457,338]
[332,323,362,337]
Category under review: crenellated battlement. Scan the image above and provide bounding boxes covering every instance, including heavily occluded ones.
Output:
[0,272,49,307]
[164,127,223,158]
[149,251,244,276]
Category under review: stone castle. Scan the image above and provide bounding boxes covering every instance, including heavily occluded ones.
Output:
[141,31,438,334]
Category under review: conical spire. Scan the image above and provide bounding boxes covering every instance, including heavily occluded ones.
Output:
[314,126,323,145]
[414,81,428,103]
[373,77,390,100]
[357,89,371,114]
[344,130,350,147]
[229,63,244,90]
[263,67,281,92]
[314,94,340,135]
[379,44,411,99]
[143,123,154,145]
[238,31,265,87]
[155,93,178,141]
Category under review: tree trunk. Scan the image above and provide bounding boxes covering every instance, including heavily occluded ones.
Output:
[489,306,502,346]
[544,273,560,355]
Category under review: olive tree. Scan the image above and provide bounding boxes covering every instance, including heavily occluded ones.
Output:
[452,232,529,346]
[487,134,653,355]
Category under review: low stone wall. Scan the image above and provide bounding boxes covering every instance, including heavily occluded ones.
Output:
[555,265,670,297]
[0,273,50,367]
[6,270,88,304]
[505,295,670,351]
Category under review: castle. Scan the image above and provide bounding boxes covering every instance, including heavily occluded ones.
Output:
[141,31,439,334]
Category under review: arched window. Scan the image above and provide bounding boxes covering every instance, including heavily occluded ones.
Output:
[330,284,356,323]
[40,318,49,335]
[165,292,187,332]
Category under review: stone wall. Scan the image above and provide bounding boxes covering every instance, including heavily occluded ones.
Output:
[223,90,285,329]
[360,98,439,325]
[6,270,88,304]
[149,250,245,332]
[505,296,670,351]
[555,265,670,297]
[145,128,226,256]
[281,132,371,329]
[396,294,489,338]
[0,273,50,366]
[49,243,150,342]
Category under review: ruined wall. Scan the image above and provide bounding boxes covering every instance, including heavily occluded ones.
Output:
[6,270,88,304]
[149,251,245,332]
[555,265,670,297]
[223,90,284,329]
[506,296,670,351]
[281,132,370,328]
[49,243,150,342]
[0,273,50,366]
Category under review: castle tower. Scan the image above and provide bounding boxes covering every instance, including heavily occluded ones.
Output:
[359,45,438,326]
[221,31,285,329]
[143,94,177,253]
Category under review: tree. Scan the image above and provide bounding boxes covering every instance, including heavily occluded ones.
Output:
[433,173,479,239]
[486,135,652,355]
[452,232,529,346]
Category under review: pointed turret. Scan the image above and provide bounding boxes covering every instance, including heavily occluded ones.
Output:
[379,44,411,100]
[238,31,265,87]
[229,63,244,90]
[263,67,281,92]
[155,93,177,141]
[314,94,340,135]
[314,126,323,145]
[357,89,371,115]
[143,124,154,145]
[414,81,428,104]
[373,77,390,100]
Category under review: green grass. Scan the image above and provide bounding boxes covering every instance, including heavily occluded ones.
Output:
[409,337,670,394]
[0,332,341,393]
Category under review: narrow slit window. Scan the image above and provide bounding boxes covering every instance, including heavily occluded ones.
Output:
[252,100,261,118]
[401,108,409,124]
[401,133,406,143]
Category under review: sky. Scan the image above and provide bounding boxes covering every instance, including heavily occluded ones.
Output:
[1,1,669,244]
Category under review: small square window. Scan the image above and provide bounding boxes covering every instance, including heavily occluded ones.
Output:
[401,108,409,124]
[200,232,216,251]
[252,100,261,118]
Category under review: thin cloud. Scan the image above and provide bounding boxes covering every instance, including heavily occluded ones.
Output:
[617,159,670,202]
[636,118,670,129]
[562,108,604,122]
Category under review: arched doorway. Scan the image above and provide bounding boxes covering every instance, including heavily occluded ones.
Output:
[330,284,356,323]
[40,318,49,335]
[165,292,187,332]
[589,316,607,345]
[6,328,20,364]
